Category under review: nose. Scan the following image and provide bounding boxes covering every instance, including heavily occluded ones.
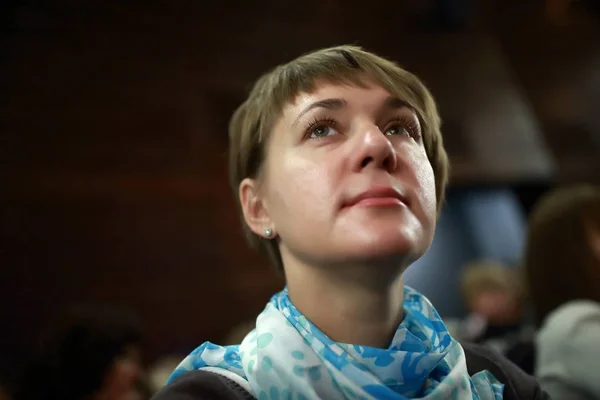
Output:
[351,125,398,173]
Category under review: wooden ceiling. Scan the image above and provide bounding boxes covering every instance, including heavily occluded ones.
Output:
[0,0,598,362]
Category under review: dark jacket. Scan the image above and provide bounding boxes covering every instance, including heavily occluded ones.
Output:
[152,342,549,400]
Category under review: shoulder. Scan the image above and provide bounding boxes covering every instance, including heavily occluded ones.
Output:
[535,301,600,399]
[151,369,254,400]
[462,341,549,400]
[536,301,600,365]
[539,300,600,341]
[545,300,600,325]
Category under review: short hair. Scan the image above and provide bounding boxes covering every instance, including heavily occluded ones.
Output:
[461,260,523,307]
[228,45,449,273]
[524,185,600,326]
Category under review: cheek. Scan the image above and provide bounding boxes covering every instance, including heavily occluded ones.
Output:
[266,153,336,218]
[411,149,437,219]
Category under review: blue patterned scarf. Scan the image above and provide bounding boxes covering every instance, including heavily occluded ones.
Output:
[169,286,503,399]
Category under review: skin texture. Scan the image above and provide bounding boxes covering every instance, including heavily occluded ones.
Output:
[240,80,437,347]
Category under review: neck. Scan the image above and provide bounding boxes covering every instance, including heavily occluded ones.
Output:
[285,261,405,348]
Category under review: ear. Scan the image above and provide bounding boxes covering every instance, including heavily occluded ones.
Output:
[239,177,274,238]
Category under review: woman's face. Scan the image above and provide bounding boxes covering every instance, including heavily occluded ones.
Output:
[242,80,437,269]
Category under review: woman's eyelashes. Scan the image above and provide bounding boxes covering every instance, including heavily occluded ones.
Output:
[303,115,421,141]
[304,117,339,139]
[384,116,422,141]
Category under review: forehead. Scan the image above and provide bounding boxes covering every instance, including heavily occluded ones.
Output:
[282,81,394,117]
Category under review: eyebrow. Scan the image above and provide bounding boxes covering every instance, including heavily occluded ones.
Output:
[292,98,347,127]
[383,96,411,110]
[291,96,412,128]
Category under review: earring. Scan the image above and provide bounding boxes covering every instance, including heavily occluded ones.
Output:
[264,227,273,238]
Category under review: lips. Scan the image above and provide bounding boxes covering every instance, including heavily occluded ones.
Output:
[343,186,408,209]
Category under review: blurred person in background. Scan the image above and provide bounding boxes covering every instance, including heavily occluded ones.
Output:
[148,356,184,395]
[153,45,547,400]
[525,184,600,400]
[14,305,149,400]
[457,261,535,374]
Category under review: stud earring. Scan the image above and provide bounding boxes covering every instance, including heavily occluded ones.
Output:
[264,227,273,238]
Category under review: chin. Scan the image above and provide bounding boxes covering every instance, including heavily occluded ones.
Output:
[338,208,433,260]
[346,231,428,264]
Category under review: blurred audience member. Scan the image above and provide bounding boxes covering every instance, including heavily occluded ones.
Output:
[148,356,182,394]
[525,185,600,399]
[15,305,148,400]
[458,260,535,373]
[460,261,531,344]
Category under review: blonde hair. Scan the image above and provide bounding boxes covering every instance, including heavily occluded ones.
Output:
[228,45,449,272]
[461,260,523,307]
[524,185,600,325]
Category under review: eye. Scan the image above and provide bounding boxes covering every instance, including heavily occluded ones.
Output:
[304,117,339,140]
[310,125,338,139]
[385,125,410,137]
[384,116,421,141]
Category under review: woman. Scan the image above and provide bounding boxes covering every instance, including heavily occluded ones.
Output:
[154,45,546,400]
[525,185,600,399]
